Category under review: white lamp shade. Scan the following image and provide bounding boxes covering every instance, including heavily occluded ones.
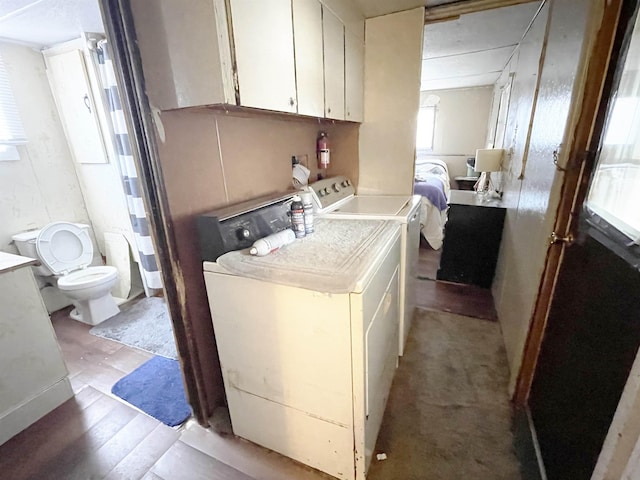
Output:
[474,149,504,172]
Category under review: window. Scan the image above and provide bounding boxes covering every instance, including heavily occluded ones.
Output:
[0,51,27,161]
[416,106,436,151]
[584,11,640,263]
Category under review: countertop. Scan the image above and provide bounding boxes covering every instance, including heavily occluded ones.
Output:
[449,190,503,208]
[0,252,38,274]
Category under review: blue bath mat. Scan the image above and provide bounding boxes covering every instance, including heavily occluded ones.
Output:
[111,356,191,427]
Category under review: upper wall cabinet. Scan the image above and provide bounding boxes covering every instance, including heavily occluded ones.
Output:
[230,0,298,113]
[292,0,324,117]
[133,0,364,122]
[322,7,345,120]
[44,49,108,164]
[345,31,364,122]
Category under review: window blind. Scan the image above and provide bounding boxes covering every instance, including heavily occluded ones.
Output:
[0,52,27,145]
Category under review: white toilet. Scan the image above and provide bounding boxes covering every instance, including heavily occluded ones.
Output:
[12,222,120,325]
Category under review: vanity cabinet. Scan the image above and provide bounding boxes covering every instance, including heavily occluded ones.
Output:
[132,0,364,121]
[0,253,73,446]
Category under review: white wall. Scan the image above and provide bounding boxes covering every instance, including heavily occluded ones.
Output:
[0,42,90,252]
[358,7,424,195]
[491,0,592,390]
[418,86,493,178]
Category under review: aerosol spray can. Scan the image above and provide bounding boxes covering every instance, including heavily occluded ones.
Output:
[290,195,306,238]
[249,229,296,256]
[301,191,314,234]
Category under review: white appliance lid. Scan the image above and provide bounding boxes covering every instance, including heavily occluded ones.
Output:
[214,219,400,293]
[36,222,93,274]
[330,196,410,216]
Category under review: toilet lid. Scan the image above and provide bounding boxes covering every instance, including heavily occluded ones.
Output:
[36,222,93,275]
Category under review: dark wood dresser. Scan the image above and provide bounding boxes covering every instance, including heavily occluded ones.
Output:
[437,190,506,288]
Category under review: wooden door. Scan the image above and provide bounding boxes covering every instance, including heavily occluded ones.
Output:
[528,3,640,478]
[230,0,297,113]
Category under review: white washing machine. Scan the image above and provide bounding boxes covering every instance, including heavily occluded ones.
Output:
[306,176,421,356]
[198,196,402,480]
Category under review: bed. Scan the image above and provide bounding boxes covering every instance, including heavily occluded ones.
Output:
[413,159,450,250]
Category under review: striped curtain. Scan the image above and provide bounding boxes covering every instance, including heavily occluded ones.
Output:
[94,40,163,292]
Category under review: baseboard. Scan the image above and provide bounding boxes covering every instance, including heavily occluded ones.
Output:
[513,406,547,480]
[0,378,73,446]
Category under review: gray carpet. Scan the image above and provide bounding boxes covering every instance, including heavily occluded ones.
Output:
[90,296,178,359]
[367,309,523,480]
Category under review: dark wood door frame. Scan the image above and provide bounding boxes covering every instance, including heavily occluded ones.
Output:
[514,0,634,405]
[98,0,211,425]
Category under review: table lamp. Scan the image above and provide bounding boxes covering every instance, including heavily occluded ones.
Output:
[474,148,504,194]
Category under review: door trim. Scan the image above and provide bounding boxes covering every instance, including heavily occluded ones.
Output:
[514,0,625,406]
[98,0,211,424]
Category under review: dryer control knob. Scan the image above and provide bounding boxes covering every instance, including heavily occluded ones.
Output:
[333,183,341,192]
[237,228,251,240]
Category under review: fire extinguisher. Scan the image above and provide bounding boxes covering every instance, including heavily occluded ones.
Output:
[317,131,330,169]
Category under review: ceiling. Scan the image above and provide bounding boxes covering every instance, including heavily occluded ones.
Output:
[421,2,541,91]
[0,0,103,48]
[352,0,458,18]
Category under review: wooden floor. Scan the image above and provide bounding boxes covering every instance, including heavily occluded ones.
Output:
[415,244,498,321]
[0,254,500,479]
[51,307,153,395]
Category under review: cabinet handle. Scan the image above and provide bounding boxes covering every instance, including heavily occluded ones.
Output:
[289,97,295,107]
[327,107,332,114]
[83,94,91,114]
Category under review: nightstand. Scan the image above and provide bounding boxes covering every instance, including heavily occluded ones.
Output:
[453,176,479,191]
[436,191,506,288]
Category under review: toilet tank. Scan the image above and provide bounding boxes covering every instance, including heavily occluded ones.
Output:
[12,223,90,277]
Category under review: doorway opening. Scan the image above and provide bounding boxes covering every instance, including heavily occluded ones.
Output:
[0,0,178,413]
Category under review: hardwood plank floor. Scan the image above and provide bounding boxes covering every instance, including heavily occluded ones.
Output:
[51,307,153,395]
[150,441,254,480]
[415,243,498,321]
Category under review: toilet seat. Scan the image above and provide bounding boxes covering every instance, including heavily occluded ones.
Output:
[58,266,118,291]
[36,222,93,275]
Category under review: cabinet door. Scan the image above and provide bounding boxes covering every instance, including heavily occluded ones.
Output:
[45,50,107,164]
[292,0,324,117]
[322,7,345,120]
[230,0,297,113]
[345,31,364,122]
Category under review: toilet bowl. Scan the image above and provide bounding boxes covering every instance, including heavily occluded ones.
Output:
[57,266,119,323]
[13,222,120,326]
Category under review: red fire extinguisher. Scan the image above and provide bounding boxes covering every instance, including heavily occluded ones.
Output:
[317,131,330,169]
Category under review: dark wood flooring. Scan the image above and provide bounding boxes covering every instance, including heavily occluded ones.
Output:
[415,243,498,321]
[51,307,154,395]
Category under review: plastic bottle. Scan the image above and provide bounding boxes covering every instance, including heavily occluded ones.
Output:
[301,191,314,234]
[290,195,306,238]
[317,131,330,169]
[249,229,296,256]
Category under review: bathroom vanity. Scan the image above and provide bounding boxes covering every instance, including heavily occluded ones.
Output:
[0,252,73,446]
